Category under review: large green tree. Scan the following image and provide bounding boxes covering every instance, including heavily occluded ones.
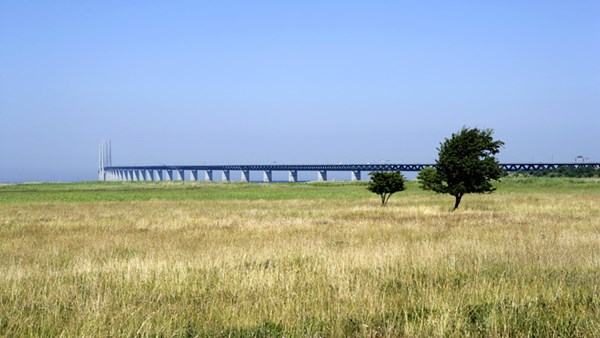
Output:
[418,127,504,210]
[367,171,406,206]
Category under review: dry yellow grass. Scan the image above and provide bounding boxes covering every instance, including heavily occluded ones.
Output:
[0,180,599,336]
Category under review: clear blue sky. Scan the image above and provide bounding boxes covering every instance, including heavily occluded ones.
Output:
[1,1,599,182]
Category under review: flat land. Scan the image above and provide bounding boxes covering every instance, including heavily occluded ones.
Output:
[1,178,599,337]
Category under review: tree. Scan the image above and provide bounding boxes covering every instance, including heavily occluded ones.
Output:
[367,171,406,206]
[417,127,504,210]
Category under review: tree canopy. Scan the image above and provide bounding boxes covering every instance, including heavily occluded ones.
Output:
[418,127,504,210]
[367,171,405,206]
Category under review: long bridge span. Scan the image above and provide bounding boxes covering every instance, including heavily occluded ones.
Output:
[98,141,599,182]
[100,162,600,182]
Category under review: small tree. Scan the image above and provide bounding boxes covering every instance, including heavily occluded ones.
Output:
[367,171,405,206]
[418,127,504,210]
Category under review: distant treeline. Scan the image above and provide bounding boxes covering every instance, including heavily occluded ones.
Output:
[509,166,600,178]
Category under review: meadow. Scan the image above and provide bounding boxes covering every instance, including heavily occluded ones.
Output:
[1,178,599,337]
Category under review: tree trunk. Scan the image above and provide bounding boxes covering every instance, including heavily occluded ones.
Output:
[453,194,462,211]
[381,194,386,206]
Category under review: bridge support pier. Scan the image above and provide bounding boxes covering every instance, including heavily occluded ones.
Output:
[190,170,198,181]
[165,170,174,181]
[205,170,213,181]
[144,170,152,181]
[288,170,298,182]
[176,169,185,181]
[263,170,272,183]
[317,170,327,182]
[222,170,230,182]
[241,170,250,182]
[351,170,361,181]
[153,170,163,181]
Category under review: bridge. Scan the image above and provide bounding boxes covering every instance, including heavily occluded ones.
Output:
[98,142,600,182]
[100,163,600,182]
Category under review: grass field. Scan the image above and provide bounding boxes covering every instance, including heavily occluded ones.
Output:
[1,178,599,336]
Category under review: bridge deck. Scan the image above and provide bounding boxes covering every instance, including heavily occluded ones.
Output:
[105,163,600,172]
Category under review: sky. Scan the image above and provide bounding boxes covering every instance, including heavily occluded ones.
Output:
[1,0,599,182]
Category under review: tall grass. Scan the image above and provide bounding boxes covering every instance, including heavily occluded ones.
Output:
[1,179,599,336]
